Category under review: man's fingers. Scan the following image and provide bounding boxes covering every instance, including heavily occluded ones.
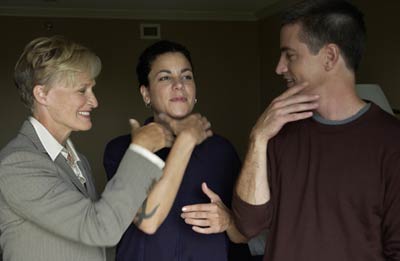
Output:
[285,111,314,122]
[275,82,309,101]
[272,94,319,112]
[278,101,319,116]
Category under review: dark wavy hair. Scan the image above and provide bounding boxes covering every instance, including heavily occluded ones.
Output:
[136,40,193,87]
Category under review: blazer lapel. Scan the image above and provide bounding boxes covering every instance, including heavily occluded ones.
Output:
[55,155,90,197]
[20,120,90,197]
[77,160,98,200]
[19,120,47,154]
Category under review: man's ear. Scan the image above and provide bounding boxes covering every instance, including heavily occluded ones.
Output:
[323,43,340,71]
[33,85,48,105]
[139,85,150,105]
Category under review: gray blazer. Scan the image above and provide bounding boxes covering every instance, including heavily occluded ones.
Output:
[0,121,162,261]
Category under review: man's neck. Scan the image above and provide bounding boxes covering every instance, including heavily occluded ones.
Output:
[314,80,366,121]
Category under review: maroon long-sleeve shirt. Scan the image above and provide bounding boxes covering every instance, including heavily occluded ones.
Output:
[233,104,400,261]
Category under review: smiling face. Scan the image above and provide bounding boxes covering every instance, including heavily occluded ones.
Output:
[275,23,326,94]
[140,52,196,121]
[35,71,98,143]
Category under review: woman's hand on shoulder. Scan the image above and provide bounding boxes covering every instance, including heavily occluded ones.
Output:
[129,119,174,152]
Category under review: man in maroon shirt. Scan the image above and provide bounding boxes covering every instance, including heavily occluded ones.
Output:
[233,0,400,260]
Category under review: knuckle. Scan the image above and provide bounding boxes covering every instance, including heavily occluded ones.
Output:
[272,100,284,109]
[271,96,280,103]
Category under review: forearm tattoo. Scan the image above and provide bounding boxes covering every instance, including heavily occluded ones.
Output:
[135,198,160,226]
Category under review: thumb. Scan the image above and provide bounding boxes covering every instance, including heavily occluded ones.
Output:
[129,119,141,131]
[201,182,220,203]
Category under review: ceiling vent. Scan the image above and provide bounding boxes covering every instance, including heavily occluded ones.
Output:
[140,24,161,39]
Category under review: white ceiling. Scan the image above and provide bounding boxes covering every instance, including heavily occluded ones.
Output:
[0,0,289,21]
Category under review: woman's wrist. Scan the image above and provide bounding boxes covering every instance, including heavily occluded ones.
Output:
[176,130,197,146]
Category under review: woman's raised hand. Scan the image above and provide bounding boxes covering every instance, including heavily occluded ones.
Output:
[129,119,174,152]
[159,113,213,145]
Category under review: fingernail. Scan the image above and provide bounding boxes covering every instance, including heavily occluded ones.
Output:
[182,207,187,211]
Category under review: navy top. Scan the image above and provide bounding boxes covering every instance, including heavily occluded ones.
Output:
[104,129,250,261]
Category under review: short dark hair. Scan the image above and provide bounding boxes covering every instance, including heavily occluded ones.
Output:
[281,0,366,72]
[136,40,193,87]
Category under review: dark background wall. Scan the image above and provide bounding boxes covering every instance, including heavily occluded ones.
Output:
[1,0,399,192]
[0,17,260,192]
[259,0,400,113]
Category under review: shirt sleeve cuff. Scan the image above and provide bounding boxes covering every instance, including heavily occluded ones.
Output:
[129,144,165,169]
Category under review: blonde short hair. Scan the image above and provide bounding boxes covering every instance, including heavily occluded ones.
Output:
[14,35,102,112]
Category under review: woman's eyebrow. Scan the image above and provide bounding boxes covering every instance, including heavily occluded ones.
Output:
[181,68,192,73]
[155,69,172,75]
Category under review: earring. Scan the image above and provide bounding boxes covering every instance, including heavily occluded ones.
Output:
[145,101,151,108]
[324,61,331,71]
[194,98,198,104]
